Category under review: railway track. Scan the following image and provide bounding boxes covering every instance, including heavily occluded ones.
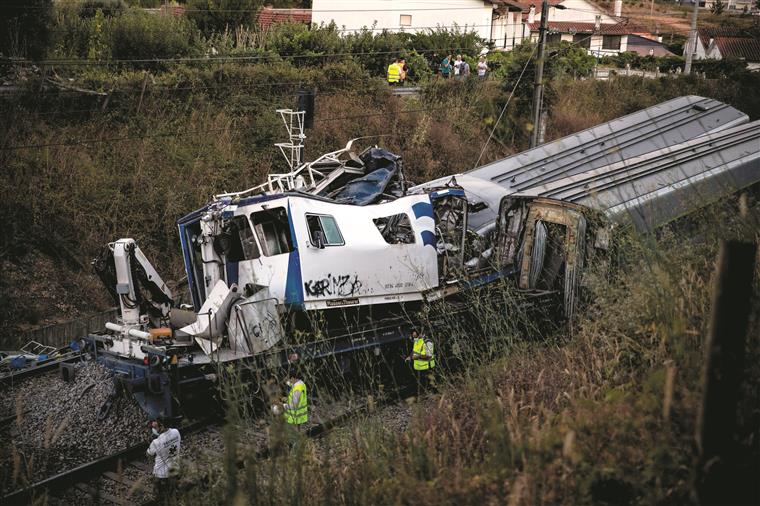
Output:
[0,350,86,388]
[3,381,419,505]
[3,417,214,505]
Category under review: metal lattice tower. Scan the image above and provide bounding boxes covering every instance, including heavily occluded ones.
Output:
[275,109,306,171]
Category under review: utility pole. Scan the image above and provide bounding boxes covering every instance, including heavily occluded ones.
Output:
[684,0,700,75]
[530,0,550,148]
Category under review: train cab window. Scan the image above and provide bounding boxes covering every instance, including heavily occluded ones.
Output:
[374,213,415,244]
[216,215,259,262]
[251,207,293,256]
[306,214,344,247]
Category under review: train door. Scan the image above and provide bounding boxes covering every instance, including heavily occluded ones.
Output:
[430,188,468,283]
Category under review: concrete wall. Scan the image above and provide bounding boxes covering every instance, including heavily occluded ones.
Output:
[12,308,119,349]
[312,0,495,40]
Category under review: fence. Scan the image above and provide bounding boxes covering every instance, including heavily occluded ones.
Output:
[591,67,679,80]
[11,308,119,350]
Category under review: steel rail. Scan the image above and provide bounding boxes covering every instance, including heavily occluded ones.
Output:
[2,418,214,505]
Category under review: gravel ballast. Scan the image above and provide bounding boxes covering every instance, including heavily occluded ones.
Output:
[0,358,148,494]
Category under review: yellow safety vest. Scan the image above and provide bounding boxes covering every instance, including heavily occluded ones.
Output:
[387,63,400,83]
[413,338,435,371]
[284,381,308,425]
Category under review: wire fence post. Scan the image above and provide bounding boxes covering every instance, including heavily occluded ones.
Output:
[696,240,757,505]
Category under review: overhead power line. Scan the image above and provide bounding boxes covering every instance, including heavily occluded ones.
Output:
[0,102,483,151]
[3,46,485,66]
[1,24,646,152]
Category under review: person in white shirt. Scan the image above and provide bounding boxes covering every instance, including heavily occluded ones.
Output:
[147,418,181,504]
[477,56,488,79]
[453,54,463,79]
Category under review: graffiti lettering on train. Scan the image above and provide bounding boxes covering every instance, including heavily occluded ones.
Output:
[304,274,363,298]
[251,310,280,338]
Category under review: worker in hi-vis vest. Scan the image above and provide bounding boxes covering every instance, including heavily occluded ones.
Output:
[281,370,308,426]
[387,58,401,85]
[406,329,435,393]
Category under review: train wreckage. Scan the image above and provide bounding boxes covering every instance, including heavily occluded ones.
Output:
[85,96,760,418]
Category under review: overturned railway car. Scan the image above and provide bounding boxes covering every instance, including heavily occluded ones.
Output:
[87,96,760,418]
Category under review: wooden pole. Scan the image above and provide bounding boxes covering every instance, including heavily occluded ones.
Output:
[530,0,550,149]
[696,240,757,505]
[136,72,149,114]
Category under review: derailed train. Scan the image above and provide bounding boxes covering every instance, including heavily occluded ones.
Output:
[88,96,760,418]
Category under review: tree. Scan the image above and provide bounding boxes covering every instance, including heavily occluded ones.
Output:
[0,0,53,59]
[711,0,725,15]
[187,0,264,36]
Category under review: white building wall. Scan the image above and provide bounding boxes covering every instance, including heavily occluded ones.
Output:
[530,33,629,55]
[312,0,495,41]
[491,11,523,50]
[547,0,617,23]
[587,34,629,55]
[687,37,708,60]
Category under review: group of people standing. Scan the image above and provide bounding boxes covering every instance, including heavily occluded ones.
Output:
[387,54,489,84]
[439,54,488,79]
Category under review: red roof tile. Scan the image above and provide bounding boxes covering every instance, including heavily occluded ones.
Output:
[258,7,312,29]
[697,27,751,46]
[713,36,760,62]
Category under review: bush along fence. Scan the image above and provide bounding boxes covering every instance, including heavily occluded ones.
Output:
[13,308,118,350]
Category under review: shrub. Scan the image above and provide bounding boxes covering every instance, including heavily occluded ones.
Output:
[51,1,95,58]
[110,9,200,62]
[265,21,345,67]
[78,0,127,18]
[127,0,162,7]
[187,0,262,36]
[344,28,410,77]
[551,42,597,78]
[485,50,514,79]
[404,50,434,83]
[693,57,748,78]
[0,0,54,59]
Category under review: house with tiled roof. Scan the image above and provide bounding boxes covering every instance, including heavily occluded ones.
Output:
[706,36,760,70]
[522,0,655,55]
[311,0,531,49]
[311,0,639,52]
[688,28,760,70]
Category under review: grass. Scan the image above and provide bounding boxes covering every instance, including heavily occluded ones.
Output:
[2,64,760,503]
[172,192,759,505]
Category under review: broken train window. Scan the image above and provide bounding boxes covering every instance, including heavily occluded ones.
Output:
[306,214,344,247]
[528,220,567,291]
[215,215,260,262]
[251,207,293,256]
[373,213,415,244]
